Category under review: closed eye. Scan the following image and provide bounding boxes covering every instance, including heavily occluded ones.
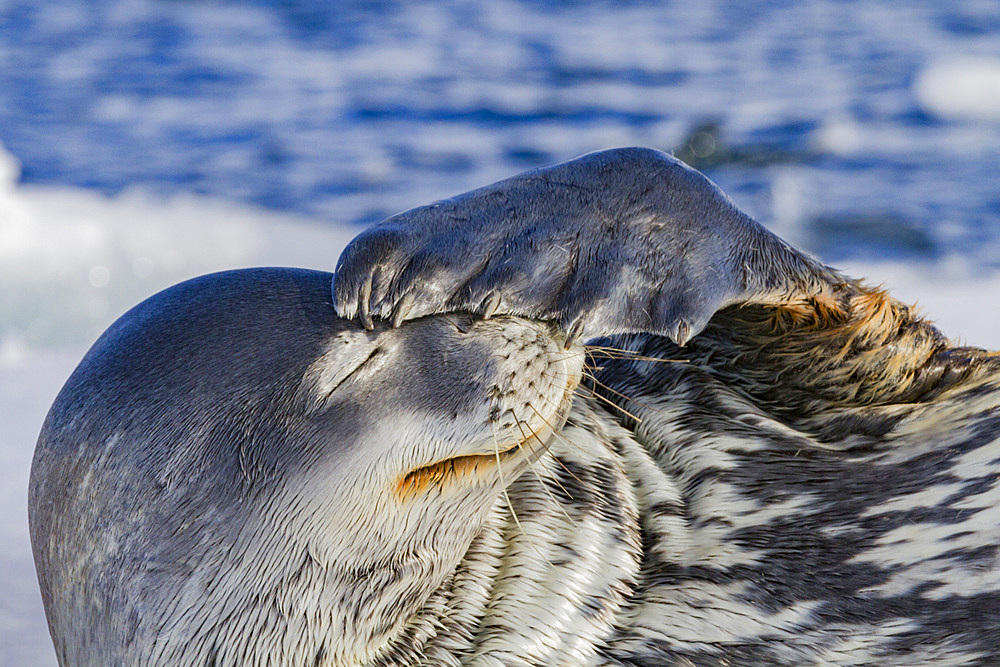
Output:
[443,315,471,334]
[299,340,385,413]
[323,347,383,399]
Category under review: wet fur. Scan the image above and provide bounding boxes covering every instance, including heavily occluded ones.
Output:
[31,148,1000,665]
[365,284,1000,665]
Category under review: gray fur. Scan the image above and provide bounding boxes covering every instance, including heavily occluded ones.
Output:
[31,149,1000,665]
[30,268,582,665]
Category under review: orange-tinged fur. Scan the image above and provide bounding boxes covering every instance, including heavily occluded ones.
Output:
[679,279,997,430]
[395,450,514,500]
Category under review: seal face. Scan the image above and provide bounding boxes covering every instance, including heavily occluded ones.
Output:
[31,149,1000,665]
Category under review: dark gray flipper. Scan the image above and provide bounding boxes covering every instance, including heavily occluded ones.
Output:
[334,147,836,345]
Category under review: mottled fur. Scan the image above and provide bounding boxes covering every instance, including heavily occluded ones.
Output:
[31,148,1000,665]
[331,148,1000,664]
[364,287,1000,665]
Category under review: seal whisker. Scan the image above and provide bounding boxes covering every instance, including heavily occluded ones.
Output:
[489,419,553,568]
[524,402,598,502]
[583,344,644,356]
[553,347,593,363]
[534,364,588,386]
[512,413,578,526]
[515,389,592,459]
[585,345,690,364]
[574,382,644,423]
[585,372,664,415]
[519,397,602,500]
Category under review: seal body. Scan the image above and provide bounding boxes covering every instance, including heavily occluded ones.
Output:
[34,278,1000,667]
[372,289,1000,666]
[587,307,1000,665]
[31,149,1000,665]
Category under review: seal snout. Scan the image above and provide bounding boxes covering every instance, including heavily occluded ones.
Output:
[395,316,584,499]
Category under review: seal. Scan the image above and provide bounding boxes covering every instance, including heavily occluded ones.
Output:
[31,148,1000,665]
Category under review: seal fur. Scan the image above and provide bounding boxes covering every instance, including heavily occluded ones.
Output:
[335,148,1000,664]
[31,148,1000,665]
[29,268,584,665]
[365,280,1000,665]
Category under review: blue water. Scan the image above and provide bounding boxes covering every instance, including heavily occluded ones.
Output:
[2,0,999,265]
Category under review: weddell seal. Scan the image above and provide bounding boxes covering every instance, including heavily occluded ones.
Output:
[29,148,1000,665]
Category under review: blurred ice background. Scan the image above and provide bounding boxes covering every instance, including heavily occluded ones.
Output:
[2,1,999,663]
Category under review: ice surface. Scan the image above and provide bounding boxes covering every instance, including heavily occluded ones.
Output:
[916,57,1000,122]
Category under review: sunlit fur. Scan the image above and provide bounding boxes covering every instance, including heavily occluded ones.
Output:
[370,278,1000,665]
[32,146,1000,665]
[29,269,584,666]
[583,281,1000,665]
[32,270,1000,666]
[331,148,1000,662]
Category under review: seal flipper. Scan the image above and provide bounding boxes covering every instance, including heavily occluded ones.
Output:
[334,147,837,345]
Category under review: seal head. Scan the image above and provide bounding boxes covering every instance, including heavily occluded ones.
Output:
[29,268,582,665]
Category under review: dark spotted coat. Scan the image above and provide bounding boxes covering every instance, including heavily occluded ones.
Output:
[340,148,1000,665]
